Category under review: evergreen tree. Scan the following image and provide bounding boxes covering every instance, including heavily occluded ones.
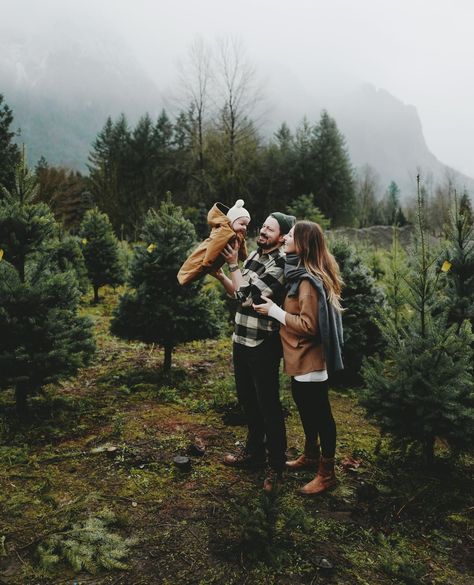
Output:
[330,237,385,382]
[88,115,132,238]
[361,177,474,461]
[79,208,125,303]
[441,192,474,329]
[293,117,314,198]
[286,194,330,229]
[380,226,410,334]
[459,189,473,225]
[0,94,21,193]
[0,155,95,416]
[311,111,356,226]
[111,194,225,371]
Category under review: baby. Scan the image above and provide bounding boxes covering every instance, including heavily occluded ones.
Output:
[177,199,250,286]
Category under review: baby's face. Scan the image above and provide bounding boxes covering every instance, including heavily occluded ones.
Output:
[232,217,250,235]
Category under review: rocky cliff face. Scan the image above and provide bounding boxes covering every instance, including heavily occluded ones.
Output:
[332,84,474,198]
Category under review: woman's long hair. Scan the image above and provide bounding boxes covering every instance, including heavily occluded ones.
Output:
[293,220,343,311]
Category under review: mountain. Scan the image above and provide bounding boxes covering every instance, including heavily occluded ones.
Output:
[0,26,162,170]
[1,27,473,199]
[330,83,474,198]
[263,67,474,199]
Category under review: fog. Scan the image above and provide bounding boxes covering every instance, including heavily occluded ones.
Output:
[3,0,474,177]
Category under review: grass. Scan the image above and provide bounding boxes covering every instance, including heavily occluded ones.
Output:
[0,286,472,584]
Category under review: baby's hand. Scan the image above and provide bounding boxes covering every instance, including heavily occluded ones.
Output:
[210,268,224,281]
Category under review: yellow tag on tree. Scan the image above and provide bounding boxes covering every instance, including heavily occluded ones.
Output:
[441,260,452,273]
[0,249,3,262]
[147,243,157,253]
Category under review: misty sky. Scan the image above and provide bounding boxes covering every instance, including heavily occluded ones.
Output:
[5,0,474,177]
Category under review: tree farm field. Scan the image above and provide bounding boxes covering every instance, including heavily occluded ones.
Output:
[0,286,472,585]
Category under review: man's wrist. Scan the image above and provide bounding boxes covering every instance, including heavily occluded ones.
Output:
[229,264,239,272]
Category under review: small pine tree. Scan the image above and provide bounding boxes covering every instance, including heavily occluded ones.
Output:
[111,193,225,370]
[441,192,474,329]
[0,154,95,417]
[380,226,410,334]
[79,208,125,303]
[329,237,385,383]
[361,176,474,461]
[286,193,331,229]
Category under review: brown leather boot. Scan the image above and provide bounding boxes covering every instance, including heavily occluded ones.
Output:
[286,441,320,471]
[299,456,336,495]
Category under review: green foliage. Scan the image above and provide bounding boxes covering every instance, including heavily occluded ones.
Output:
[111,194,225,369]
[0,155,95,415]
[79,208,125,302]
[0,94,21,192]
[87,107,360,236]
[361,178,474,460]
[48,234,90,294]
[310,110,357,226]
[375,533,426,585]
[379,227,410,333]
[225,494,312,566]
[441,193,474,329]
[286,193,330,229]
[37,509,135,574]
[330,237,385,382]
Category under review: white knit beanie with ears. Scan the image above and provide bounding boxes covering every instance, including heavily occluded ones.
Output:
[226,199,251,224]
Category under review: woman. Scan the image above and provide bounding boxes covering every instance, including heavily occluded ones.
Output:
[253,220,344,495]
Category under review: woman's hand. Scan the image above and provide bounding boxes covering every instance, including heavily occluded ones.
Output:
[252,295,274,315]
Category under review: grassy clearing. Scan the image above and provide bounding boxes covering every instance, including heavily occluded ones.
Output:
[0,287,472,584]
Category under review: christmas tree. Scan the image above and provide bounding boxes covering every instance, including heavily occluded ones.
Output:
[361,177,474,461]
[0,154,95,417]
[111,194,224,370]
[79,208,125,303]
[330,237,385,382]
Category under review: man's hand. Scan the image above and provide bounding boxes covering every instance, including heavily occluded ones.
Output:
[221,240,239,265]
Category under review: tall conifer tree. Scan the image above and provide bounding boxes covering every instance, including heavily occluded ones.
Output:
[0,94,20,192]
[0,155,95,416]
[311,110,356,226]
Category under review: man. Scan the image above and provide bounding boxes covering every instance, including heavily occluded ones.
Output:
[213,212,295,492]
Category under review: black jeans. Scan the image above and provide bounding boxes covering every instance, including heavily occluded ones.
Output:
[233,335,287,470]
[291,378,336,458]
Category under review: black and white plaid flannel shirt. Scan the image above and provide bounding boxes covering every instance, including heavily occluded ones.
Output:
[232,247,286,347]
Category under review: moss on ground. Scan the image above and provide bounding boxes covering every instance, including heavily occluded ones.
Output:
[0,286,472,584]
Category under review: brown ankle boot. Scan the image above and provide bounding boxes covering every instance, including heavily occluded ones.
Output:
[299,456,336,495]
[286,441,320,471]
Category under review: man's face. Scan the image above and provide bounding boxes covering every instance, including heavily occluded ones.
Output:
[257,216,284,250]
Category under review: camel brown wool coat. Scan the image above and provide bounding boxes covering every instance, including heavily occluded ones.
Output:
[177,202,248,286]
[280,279,326,376]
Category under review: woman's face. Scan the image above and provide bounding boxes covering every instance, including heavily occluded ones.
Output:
[232,217,250,235]
[283,226,297,254]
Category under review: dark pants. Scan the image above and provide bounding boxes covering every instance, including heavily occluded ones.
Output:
[233,335,287,470]
[291,378,336,458]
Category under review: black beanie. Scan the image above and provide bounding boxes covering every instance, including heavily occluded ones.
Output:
[270,212,296,235]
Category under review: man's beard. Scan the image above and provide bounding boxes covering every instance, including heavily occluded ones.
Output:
[257,235,273,249]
